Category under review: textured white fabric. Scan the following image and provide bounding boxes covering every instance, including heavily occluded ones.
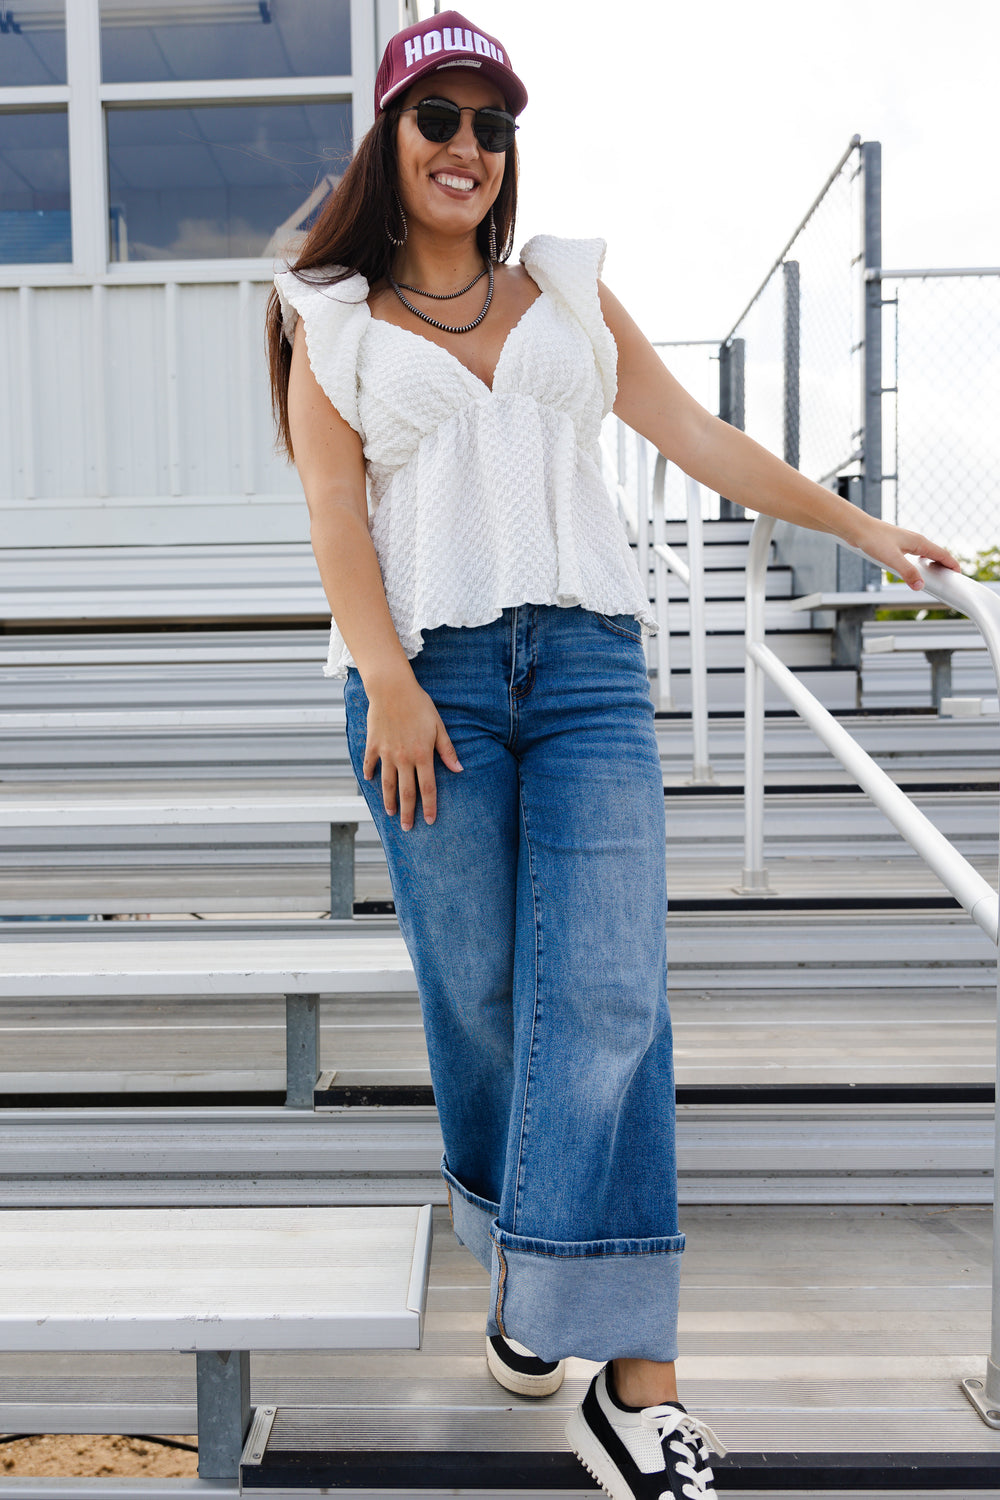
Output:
[275,234,657,678]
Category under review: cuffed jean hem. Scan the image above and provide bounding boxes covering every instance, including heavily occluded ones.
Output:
[443,1159,684,1362]
[489,1225,685,1364]
[441,1158,499,1273]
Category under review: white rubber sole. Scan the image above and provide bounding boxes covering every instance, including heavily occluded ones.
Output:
[565,1404,635,1500]
[485,1335,566,1397]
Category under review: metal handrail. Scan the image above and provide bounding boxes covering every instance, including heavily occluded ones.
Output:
[742,509,1000,1427]
[601,429,713,780]
[651,456,712,780]
[601,429,638,541]
[866,266,1000,280]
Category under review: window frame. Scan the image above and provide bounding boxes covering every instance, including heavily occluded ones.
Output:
[0,0,379,285]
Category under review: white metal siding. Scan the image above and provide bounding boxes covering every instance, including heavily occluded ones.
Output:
[0,0,409,548]
[1,279,304,545]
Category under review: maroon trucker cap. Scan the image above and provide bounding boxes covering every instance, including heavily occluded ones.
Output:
[375,10,528,119]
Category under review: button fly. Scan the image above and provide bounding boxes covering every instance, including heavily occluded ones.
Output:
[510,605,536,698]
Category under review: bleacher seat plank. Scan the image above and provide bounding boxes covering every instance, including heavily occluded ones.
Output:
[790,583,1000,612]
[0,707,339,731]
[0,935,414,997]
[0,594,330,626]
[0,1204,431,1351]
[0,643,329,666]
[868,633,986,654]
[0,792,369,828]
[0,1202,432,1482]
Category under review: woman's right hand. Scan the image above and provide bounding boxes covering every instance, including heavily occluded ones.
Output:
[362,671,463,831]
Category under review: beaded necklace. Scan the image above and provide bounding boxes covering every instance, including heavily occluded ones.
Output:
[388,260,494,335]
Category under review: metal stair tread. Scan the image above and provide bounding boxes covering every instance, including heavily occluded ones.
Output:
[0,1102,993,1206]
[3,978,993,1095]
[241,1401,1000,1491]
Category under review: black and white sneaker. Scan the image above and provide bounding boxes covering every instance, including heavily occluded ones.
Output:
[485,1333,566,1397]
[566,1364,726,1499]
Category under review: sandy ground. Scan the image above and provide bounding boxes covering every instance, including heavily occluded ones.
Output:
[0,1434,199,1478]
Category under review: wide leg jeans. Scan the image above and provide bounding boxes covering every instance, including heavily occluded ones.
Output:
[344,605,684,1363]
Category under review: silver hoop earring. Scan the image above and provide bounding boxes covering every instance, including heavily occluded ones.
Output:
[488,208,498,263]
[386,191,407,248]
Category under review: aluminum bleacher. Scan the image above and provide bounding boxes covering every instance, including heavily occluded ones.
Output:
[2,520,999,1493]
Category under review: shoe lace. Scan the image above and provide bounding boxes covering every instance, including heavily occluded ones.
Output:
[641,1405,728,1500]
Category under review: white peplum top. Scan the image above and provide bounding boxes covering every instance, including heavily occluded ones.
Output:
[273,234,657,678]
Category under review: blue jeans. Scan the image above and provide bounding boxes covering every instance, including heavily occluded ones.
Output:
[344,605,683,1362]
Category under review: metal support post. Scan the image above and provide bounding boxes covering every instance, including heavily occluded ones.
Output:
[284,992,320,1109]
[962,891,1000,1429]
[925,650,953,712]
[834,478,867,591]
[196,1349,251,1480]
[929,648,959,711]
[685,476,713,783]
[961,584,1000,1429]
[782,261,800,470]
[718,337,745,520]
[739,514,773,892]
[861,141,883,569]
[330,822,356,918]
[832,476,872,680]
[635,434,653,676]
[651,452,674,710]
[635,431,650,612]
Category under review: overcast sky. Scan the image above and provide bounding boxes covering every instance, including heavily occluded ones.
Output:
[416,0,999,341]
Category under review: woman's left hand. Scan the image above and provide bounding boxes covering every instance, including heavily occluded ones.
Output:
[851,515,963,590]
[598,279,967,592]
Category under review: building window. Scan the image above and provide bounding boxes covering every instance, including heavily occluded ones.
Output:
[0,106,70,263]
[100,0,351,84]
[0,0,67,87]
[106,98,351,261]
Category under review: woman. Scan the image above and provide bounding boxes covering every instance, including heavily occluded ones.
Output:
[266,13,959,1498]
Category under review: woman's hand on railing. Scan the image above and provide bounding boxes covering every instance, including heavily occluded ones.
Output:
[850,515,962,590]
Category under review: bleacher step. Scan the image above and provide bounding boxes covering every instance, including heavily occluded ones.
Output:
[241,1405,1000,1492]
[5,1204,997,1493]
[12,785,997,914]
[1,1101,992,1207]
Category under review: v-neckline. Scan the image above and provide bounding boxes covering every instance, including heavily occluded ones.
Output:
[367,287,546,395]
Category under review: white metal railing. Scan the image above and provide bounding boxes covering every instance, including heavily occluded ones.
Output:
[603,429,713,783]
[650,456,712,782]
[742,509,1000,1429]
[604,426,639,544]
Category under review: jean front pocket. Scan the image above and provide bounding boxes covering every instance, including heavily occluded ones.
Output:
[592,611,643,643]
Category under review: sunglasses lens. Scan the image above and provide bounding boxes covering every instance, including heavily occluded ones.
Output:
[474,109,516,153]
[415,100,460,143]
[412,99,515,152]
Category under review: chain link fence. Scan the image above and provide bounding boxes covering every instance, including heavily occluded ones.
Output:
[722,137,864,495]
[882,270,1000,559]
[609,137,999,583]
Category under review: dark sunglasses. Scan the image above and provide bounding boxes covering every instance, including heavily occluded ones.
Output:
[400,97,517,154]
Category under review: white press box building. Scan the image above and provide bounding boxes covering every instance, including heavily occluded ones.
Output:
[0,0,418,548]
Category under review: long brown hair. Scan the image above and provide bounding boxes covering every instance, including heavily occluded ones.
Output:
[265,106,519,461]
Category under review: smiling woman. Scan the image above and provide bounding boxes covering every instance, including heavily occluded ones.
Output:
[263,12,958,1500]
